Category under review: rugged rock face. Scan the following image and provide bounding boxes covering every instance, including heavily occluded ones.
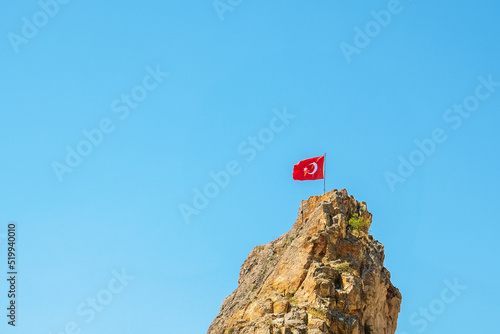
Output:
[208,189,402,334]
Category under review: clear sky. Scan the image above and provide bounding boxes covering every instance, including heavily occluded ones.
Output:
[1,0,499,333]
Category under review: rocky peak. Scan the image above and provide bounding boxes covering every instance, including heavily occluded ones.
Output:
[208,189,402,334]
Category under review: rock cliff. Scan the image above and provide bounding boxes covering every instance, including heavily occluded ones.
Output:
[208,189,402,334]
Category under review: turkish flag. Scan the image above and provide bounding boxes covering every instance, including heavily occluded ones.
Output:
[293,155,325,181]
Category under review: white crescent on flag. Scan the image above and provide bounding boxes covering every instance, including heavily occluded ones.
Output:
[305,162,318,175]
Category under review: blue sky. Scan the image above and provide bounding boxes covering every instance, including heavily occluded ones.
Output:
[1,0,499,333]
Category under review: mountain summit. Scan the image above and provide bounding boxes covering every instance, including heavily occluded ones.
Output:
[208,189,402,334]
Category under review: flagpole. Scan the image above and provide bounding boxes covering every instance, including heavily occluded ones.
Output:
[323,153,326,194]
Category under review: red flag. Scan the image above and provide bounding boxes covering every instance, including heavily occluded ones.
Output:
[293,155,325,181]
